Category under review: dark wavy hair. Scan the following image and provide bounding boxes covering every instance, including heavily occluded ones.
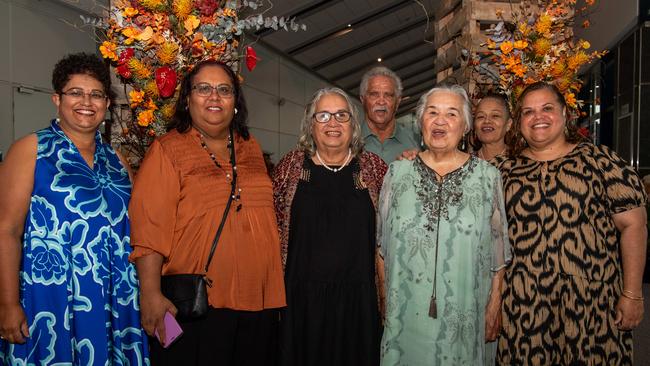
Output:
[51,52,116,112]
[507,82,585,157]
[469,92,512,152]
[169,60,249,139]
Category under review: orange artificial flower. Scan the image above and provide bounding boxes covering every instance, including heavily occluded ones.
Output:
[535,14,553,34]
[518,22,530,36]
[99,41,118,61]
[500,41,514,55]
[184,15,200,36]
[137,109,155,127]
[533,38,552,56]
[567,52,589,70]
[144,81,159,98]
[128,58,152,79]
[173,0,192,20]
[550,62,567,78]
[582,20,590,28]
[157,42,179,65]
[122,7,138,17]
[512,64,528,77]
[144,98,158,110]
[565,92,577,108]
[513,40,529,50]
[129,90,146,108]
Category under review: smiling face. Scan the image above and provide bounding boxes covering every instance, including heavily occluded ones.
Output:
[519,88,567,149]
[52,73,109,135]
[188,65,235,138]
[474,97,512,145]
[421,91,467,153]
[361,75,401,131]
[312,93,353,153]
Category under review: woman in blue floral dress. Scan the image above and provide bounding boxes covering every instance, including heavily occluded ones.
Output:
[0,53,149,365]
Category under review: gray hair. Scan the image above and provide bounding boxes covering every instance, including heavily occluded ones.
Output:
[359,66,403,98]
[415,84,472,133]
[297,87,364,156]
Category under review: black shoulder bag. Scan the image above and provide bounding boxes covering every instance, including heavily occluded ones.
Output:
[160,128,238,320]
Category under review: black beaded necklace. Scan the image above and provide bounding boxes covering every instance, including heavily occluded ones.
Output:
[199,128,242,210]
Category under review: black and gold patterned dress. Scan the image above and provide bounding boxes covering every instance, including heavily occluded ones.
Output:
[495,142,647,365]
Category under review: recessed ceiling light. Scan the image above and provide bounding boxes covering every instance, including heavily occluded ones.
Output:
[347,24,352,27]
[377,58,382,62]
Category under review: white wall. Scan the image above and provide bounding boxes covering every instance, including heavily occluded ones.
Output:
[0,0,98,158]
[240,42,357,162]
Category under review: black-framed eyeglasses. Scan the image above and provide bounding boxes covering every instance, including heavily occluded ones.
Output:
[192,83,234,98]
[313,111,351,123]
[60,88,107,102]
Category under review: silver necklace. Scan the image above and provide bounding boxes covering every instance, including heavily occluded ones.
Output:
[315,148,352,172]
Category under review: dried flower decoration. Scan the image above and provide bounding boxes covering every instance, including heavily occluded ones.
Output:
[88,0,306,167]
[472,0,606,115]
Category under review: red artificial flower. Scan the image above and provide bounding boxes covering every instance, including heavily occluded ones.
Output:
[196,0,219,17]
[116,64,132,79]
[578,126,590,138]
[246,46,259,72]
[155,66,177,98]
[116,48,135,79]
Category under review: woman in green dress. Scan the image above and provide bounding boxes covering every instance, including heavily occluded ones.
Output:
[379,84,512,365]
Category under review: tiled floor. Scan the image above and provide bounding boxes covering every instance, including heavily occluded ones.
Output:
[633,284,650,365]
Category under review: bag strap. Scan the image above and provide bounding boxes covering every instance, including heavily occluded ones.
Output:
[204,128,237,277]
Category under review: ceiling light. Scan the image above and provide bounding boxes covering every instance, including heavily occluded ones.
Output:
[329,27,353,39]
[347,24,352,27]
[377,58,382,62]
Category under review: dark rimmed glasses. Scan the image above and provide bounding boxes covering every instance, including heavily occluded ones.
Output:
[313,111,351,123]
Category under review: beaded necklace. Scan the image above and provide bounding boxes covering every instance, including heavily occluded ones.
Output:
[199,129,242,210]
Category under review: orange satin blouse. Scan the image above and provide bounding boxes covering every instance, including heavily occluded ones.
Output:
[129,128,286,311]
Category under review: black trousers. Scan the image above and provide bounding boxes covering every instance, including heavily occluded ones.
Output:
[149,308,279,366]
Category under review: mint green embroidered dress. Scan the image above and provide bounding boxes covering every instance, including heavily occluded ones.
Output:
[379,156,511,366]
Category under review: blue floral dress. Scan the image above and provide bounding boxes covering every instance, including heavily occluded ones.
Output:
[0,120,149,365]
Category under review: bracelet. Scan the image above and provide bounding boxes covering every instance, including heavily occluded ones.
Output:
[622,289,644,301]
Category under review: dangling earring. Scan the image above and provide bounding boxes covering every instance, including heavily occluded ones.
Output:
[564,124,569,137]
[234,108,238,115]
[420,138,426,150]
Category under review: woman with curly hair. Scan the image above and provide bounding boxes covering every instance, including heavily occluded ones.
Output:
[0,53,148,364]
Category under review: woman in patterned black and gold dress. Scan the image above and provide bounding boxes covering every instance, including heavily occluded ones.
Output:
[496,82,647,365]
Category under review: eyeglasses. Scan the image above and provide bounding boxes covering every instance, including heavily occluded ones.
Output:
[192,83,234,98]
[60,88,107,102]
[313,111,352,123]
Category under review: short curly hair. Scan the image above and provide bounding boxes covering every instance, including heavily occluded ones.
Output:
[169,60,249,140]
[51,53,116,110]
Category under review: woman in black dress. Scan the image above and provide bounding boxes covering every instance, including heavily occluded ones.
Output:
[272,87,387,365]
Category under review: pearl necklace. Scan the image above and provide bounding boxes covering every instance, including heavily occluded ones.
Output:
[315,148,352,172]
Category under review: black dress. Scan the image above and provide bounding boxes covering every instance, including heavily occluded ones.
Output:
[279,157,380,366]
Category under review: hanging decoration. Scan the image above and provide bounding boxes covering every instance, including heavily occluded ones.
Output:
[93,0,306,166]
[471,0,606,116]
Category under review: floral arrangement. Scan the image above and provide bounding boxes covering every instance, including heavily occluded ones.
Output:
[472,0,606,115]
[97,0,305,165]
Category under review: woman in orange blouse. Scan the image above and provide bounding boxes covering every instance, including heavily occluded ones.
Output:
[129,60,285,366]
